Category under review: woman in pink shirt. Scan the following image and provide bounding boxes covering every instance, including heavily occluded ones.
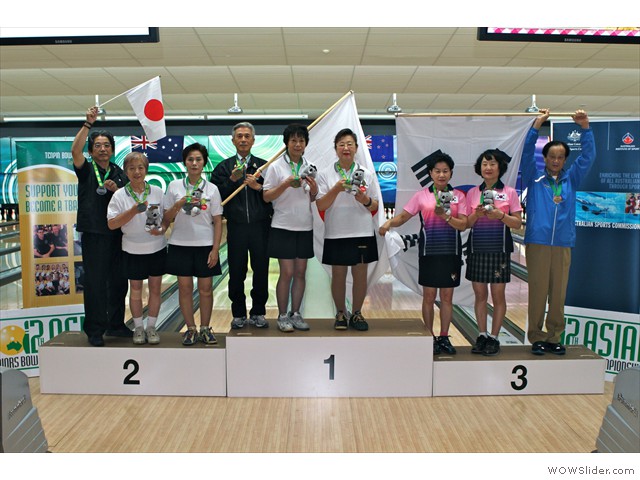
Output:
[380,151,467,355]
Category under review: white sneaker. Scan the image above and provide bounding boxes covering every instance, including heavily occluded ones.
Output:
[249,314,269,328]
[231,316,247,329]
[146,326,160,345]
[289,312,310,331]
[133,326,146,345]
[277,314,294,332]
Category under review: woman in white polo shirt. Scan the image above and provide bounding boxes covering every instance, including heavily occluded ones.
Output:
[163,143,223,346]
[316,128,379,332]
[263,124,318,333]
[107,152,167,345]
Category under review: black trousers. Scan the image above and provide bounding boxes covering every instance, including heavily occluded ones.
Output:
[226,220,270,318]
[80,232,129,336]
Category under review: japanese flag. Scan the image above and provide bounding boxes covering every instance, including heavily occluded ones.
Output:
[126,76,166,142]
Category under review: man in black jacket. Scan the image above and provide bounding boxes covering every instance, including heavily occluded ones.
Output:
[211,122,273,329]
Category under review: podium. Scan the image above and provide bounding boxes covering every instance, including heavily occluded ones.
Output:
[39,331,227,397]
[432,345,606,396]
[226,318,432,397]
[37,325,607,398]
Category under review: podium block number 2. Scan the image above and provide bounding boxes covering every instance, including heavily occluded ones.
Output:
[324,354,335,380]
[123,359,141,385]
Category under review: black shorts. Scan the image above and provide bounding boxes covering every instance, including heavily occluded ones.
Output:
[465,252,511,283]
[419,254,462,288]
[123,248,166,280]
[165,244,222,277]
[322,235,378,266]
[268,228,314,259]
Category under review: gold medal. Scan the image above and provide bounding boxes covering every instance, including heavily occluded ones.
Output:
[435,206,445,215]
[553,195,562,204]
[290,178,301,188]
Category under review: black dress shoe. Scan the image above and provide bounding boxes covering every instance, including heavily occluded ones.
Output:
[105,326,133,337]
[88,334,105,347]
[531,341,546,355]
[544,342,566,355]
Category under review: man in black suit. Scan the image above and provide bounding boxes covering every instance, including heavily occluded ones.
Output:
[211,122,273,330]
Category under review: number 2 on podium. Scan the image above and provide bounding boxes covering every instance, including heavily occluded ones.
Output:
[324,354,335,380]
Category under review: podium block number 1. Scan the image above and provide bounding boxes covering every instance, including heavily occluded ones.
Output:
[324,354,335,380]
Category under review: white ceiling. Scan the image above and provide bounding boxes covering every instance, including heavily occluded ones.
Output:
[1,27,639,120]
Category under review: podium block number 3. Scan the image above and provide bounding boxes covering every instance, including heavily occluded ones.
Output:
[123,359,141,385]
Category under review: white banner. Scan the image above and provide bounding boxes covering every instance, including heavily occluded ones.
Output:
[391,115,534,306]
[0,304,84,377]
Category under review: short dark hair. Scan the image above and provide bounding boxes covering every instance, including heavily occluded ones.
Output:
[182,142,210,167]
[426,150,454,173]
[333,128,358,148]
[283,123,309,145]
[88,130,115,152]
[474,149,510,178]
[542,140,571,159]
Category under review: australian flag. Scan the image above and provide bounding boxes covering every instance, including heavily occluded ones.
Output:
[131,135,184,164]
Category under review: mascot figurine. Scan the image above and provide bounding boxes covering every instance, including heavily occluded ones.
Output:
[482,189,496,211]
[437,190,453,216]
[349,167,366,196]
[145,204,163,232]
[299,162,317,193]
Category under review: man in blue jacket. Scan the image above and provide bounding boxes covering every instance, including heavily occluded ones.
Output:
[521,109,595,355]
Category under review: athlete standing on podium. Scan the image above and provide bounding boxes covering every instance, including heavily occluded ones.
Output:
[71,106,129,347]
[262,124,318,332]
[211,123,273,330]
[522,109,595,356]
[379,151,467,354]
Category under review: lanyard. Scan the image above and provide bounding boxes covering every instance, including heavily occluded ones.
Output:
[548,177,563,203]
[432,184,442,206]
[285,152,303,178]
[92,161,110,189]
[184,177,203,203]
[336,162,355,183]
[479,183,498,205]
[235,154,250,170]
[126,182,149,209]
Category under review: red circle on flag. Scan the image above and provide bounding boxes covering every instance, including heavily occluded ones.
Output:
[144,99,164,122]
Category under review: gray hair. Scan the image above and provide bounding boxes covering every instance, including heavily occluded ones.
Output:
[232,122,255,137]
[123,151,149,173]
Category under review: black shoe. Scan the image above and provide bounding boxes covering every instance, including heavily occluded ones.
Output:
[105,326,133,338]
[437,336,457,354]
[471,335,488,354]
[88,334,105,347]
[483,337,500,356]
[334,312,348,330]
[544,342,566,355]
[433,338,442,355]
[349,311,369,331]
[531,341,546,355]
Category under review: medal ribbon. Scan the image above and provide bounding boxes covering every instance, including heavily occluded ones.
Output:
[126,182,149,207]
[92,161,110,189]
[184,177,203,203]
[548,178,562,199]
[285,152,303,178]
[479,182,498,206]
[336,162,355,184]
[432,184,442,207]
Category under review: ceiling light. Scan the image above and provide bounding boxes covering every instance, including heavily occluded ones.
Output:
[525,94,539,113]
[228,93,243,114]
[386,93,402,114]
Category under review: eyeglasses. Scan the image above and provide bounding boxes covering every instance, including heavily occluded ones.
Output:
[336,142,355,148]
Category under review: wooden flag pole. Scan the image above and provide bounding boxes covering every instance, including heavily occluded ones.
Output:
[221,90,354,206]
